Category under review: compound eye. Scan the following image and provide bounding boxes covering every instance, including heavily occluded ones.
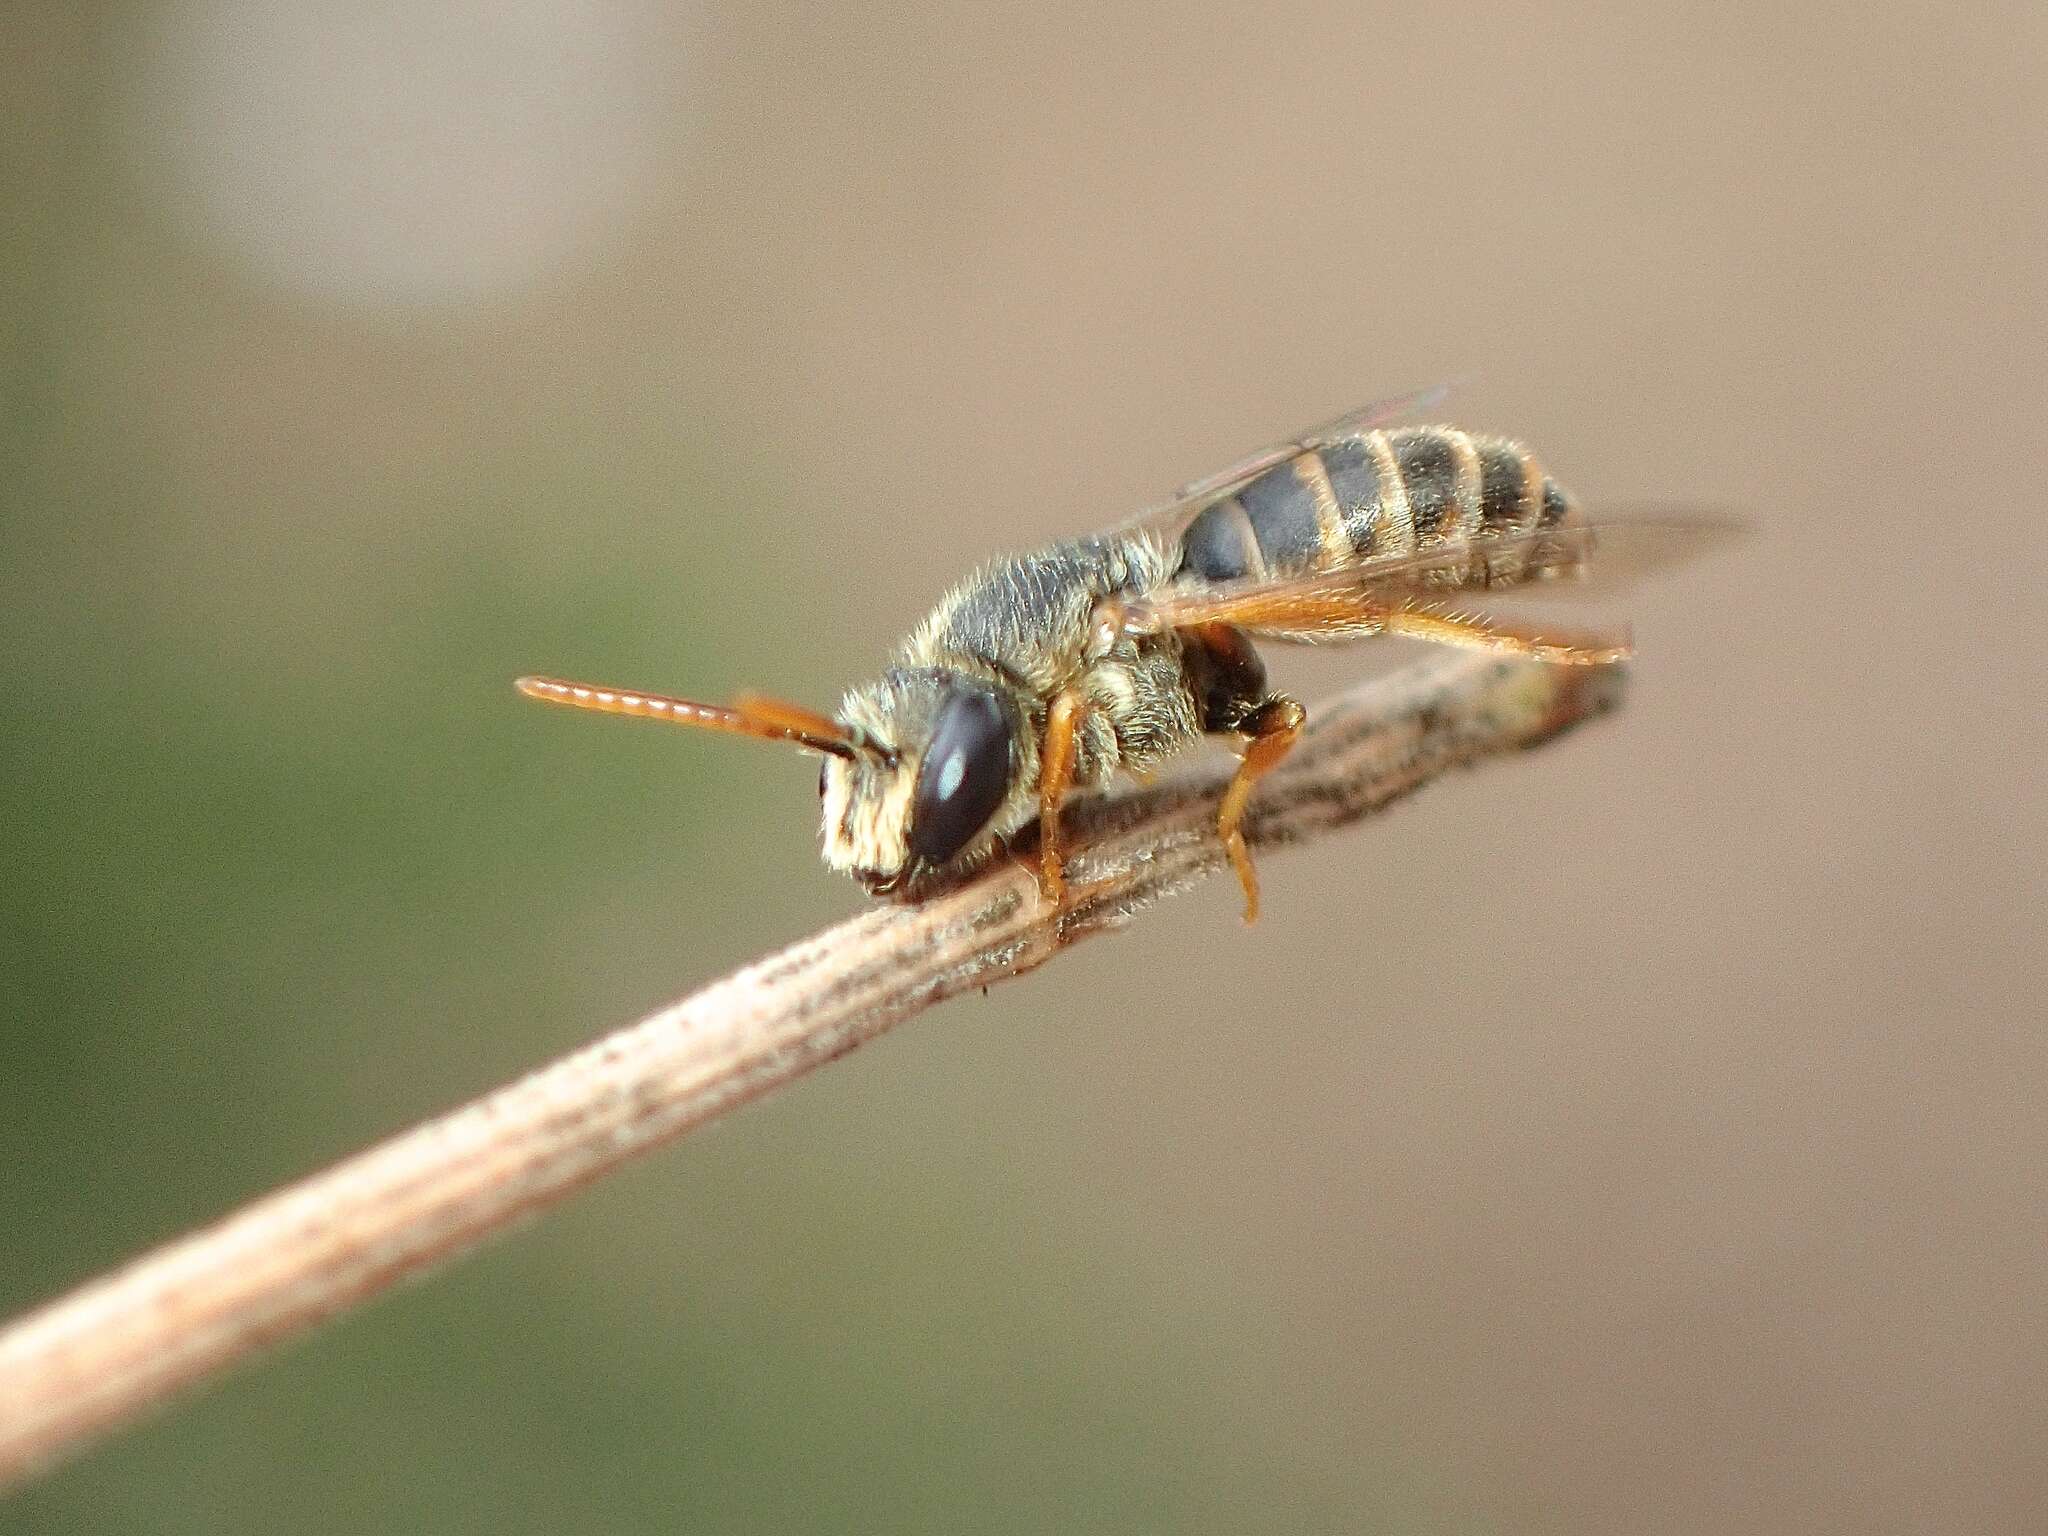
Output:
[908,688,1012,867]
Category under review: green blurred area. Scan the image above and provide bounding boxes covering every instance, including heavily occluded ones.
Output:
[1,445,1376,1529]
[0,16,1407,1534]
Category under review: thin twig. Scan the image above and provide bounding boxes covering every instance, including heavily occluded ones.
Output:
[0,650,1626,1491]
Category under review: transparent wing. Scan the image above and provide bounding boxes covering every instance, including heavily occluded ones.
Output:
[1112,383,1460,538]
[1116,513,1746,641]
[1168,383,1459,504]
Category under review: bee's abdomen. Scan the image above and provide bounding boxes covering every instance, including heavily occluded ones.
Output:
[1177,427,1576,584]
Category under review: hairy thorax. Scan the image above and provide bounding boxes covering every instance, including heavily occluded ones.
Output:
[818,529,1204,895]
[906,529,1199,783]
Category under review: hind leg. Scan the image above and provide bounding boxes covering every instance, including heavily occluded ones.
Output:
[1216,694,1305,924]
[1178,624,1299,922]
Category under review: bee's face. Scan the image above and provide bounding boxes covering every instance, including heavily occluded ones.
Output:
[820,668,1027,898]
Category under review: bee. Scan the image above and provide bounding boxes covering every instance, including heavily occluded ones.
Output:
[518,390,1730,921]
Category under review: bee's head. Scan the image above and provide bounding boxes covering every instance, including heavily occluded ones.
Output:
[821,667,1029,899]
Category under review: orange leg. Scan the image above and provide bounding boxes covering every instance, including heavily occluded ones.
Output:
[1036,689,1085,907]
[1379,603,1632,666]
[1216,695,1305,924]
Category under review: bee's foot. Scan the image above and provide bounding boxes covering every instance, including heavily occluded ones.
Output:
[1035,853,1067,914]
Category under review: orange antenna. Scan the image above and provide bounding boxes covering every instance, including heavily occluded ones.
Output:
[514,676,859,759]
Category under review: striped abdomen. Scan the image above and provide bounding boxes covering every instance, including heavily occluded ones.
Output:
[1176,426,1578,587]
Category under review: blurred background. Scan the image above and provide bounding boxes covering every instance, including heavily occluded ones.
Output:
[3,2,2043,1531]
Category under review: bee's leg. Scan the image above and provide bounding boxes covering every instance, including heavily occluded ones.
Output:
[1379,603,1632,665]
[1036,688,1086,908]
[1216,694,1305,924]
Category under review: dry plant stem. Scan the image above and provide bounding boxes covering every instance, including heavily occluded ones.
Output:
[0,650,1627,1491]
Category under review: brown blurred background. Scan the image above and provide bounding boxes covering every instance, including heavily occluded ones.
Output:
[3,2,2043,1531]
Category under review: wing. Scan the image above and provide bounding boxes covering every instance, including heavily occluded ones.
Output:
[1167,384,1459,504]
[1113,384,1460,539]
[1112,513,1744,656]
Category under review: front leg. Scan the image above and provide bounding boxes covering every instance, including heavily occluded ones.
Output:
[1035,688,1086,907]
